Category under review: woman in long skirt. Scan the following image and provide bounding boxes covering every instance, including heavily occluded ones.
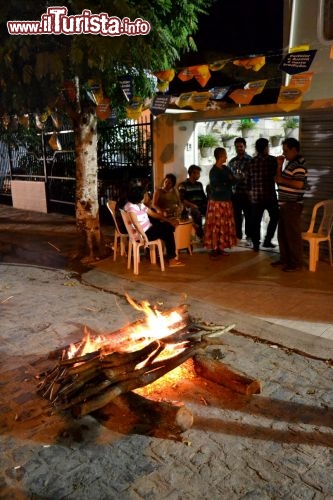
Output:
[204,147,237,258]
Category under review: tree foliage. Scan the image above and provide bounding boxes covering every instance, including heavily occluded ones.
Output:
[0,0,214,117]
[0,0,215,260]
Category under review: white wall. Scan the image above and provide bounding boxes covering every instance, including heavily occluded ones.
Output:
[288,0,333,101]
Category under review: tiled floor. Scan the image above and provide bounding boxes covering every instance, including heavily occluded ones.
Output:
[94,235,333,341]
[257,317,333,340]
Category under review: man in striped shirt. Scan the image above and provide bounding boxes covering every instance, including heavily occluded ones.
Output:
[272,138,308,272]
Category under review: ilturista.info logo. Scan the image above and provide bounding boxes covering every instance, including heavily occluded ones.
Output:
[7,6,151,36]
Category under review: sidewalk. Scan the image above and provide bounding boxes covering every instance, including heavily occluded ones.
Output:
[1,204,333,354]
[1,205,333,498]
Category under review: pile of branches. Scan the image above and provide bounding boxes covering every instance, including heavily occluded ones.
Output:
[37,306,233,418]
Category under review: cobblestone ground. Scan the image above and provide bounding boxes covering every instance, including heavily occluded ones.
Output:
[1,264,333,499]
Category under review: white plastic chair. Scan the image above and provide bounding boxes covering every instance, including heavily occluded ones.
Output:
[106,200,129,261]
[120,209,165,275]
[302,200,333,271]
[174,220,193,258]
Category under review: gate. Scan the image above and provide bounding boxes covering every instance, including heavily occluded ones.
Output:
[97,114,153,221]
[0,114,153,218]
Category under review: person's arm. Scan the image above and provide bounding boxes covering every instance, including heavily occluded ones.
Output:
[275,156,305,189]
[152,189,163,213]
[127,211,149,245]
[147,207,179,226]
[179,187,196,209]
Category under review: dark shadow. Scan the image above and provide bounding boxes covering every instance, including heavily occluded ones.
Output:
[0,352,332,447]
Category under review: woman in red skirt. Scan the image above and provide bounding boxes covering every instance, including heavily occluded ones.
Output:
[205,147,237,258]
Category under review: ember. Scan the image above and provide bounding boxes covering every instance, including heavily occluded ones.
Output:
[37,296,261,426]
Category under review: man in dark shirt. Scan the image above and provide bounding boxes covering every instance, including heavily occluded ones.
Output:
[247,138,279,251]
[178,165,207,239]
[228,137,252,242]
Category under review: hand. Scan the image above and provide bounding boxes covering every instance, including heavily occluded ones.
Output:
[277,155,285,167]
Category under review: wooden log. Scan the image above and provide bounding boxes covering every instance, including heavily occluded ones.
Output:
[72,344,199,417]
[96,391,193,438]
[193,353,262,395]
[55,380,113,411]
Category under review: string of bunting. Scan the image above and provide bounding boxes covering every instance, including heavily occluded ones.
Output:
[1,42,332,130]
[150,45,322,114]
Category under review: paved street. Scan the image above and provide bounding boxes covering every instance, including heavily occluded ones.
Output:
[1,262,333,499]
[1,205,333,498]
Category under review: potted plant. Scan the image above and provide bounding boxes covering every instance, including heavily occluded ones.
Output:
[237,119,256,138]
[198,134,219,158]
[283,117,299,138]
[270,135,282,147]
[221,134,237,148]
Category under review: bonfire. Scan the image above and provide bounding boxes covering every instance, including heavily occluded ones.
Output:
[37,295,261,433]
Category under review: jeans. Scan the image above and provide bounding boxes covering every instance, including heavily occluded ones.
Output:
[232,192,252,240]
[251,201,279,248]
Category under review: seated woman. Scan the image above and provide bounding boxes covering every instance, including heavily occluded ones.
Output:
[124,186,185,267]
[152,173,182,218]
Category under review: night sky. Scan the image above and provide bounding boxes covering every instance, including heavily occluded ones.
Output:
[194,0,284,59]
[168,0,284,101]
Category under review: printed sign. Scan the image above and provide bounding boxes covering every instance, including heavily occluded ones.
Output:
[151,95,170,116]
[119,76,133,100]
[280,50,317,75]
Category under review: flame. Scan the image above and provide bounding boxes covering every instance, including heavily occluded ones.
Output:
[65,295,186,361]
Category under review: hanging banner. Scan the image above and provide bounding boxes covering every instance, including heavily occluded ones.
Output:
[2,113,10,129]
[63,81,76,102]
[290,44,310,52]
[154,69,175,83]
[49,132,62,151]
[18,114,30,129]
[244,79,267,95]
[178,65,211,87]
[289,72,313,93]
[126,96,143,120]
[229,88,258,105]
[209,60,229,71]
[209,86,230,100]
[233,56,265,71]
[119,76,133,101]
[154,69,175,92]
[87,80,103,105]
[277,86,303,112]
[176,91,211,110]
[96,97,111,120]
[189,91,212,110]
[150,95,170,116]
[51,111,62,129]
[177,92,193,108]
[279,50,317,75]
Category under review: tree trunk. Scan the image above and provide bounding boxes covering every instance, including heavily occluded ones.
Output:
[74,111,101,261]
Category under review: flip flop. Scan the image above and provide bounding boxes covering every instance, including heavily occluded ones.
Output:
[169,260,185,267]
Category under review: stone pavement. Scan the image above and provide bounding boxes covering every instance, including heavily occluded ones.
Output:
[1,205,333,498]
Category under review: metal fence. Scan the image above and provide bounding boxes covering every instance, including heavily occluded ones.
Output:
[0,114,153,216]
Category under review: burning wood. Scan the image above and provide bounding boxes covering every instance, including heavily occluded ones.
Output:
[37,296,260,422]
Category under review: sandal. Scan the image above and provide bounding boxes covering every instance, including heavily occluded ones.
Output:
[169,259,185,267]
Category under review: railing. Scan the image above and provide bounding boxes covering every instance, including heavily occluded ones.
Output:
[0,115,153,216]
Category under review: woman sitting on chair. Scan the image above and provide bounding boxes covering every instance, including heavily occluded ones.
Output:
[124,186,185,267]
[152,173,182,218]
